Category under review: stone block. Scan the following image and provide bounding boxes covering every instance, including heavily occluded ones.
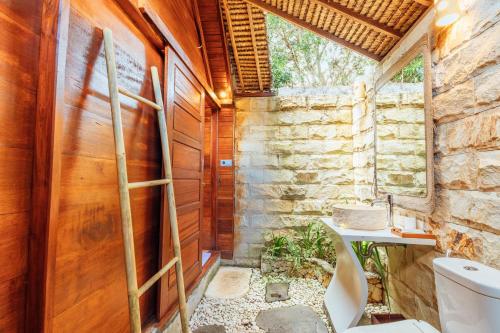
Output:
[252,96,279,112]
[318,170,353,184]
[294,170,320,184]
[433,80,475,123]
[435,153,478,190]
[474,64,500,108]
[309,154,353,169]
[265,282,290,302]
[278,125,308,139]
[262,169,295,184]
[376,155,425,172]
[264,199,294,213]
[435,189,500,232]
[307,95,339,109]
[293,200,324,214]
[279,155,310,169]
[436,108,499,154]
[377,108,425,124]
[279,96,307,111]
[478,150,500,191]
[434,21,500,90]
[251,155,279,168]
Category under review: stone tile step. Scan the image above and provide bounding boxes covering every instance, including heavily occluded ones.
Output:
[256,305,328,333]
[205,266,252,299]
[193,325,226,333]
[265,282,290,302]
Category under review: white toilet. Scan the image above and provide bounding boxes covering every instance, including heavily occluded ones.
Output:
[344,257,500,333]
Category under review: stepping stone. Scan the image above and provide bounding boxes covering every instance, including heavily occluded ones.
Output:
[205,266,252,299]
[265,282,290,302]
[256,305,328,333]
[193,325,226,333]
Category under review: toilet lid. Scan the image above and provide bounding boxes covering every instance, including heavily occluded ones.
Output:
[343,319,440,333]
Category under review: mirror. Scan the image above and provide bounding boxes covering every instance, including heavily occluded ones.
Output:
[375,53,426,197]
[374,36,433,212]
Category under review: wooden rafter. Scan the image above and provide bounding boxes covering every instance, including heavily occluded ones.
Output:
[413,0,432,6]
[222,0,246,91]
[244,0,382,61]
[247,3,263,91]
[192,0,213,88]
[311,0,403,38]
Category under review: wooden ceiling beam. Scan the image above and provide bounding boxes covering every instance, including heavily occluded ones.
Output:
[247,3,263,91]
[244,0,382,61]
[222,0,246,91]
[311,0,403,38]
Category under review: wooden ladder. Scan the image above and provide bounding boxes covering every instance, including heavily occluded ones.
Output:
[103,28,190,333]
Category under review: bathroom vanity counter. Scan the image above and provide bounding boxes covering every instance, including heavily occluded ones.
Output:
[320,217,436,333]
[321,218,436,246]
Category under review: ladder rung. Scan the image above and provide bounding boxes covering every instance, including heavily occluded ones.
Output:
[118,86,162,110]
[128,179,171,189]
[138,257,178,296]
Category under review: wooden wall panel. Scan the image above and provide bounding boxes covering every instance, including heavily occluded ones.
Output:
[158,47,205,319]
[146,0,207,85]
[0,1,41,331]
[216,107,234,259]
[49,1,164,331]
[198,0,232,99]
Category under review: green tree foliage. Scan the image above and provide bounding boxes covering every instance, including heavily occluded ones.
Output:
[391,54,424,83]
[266,14,375,89]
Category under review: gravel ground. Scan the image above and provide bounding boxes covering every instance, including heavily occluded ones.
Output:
[189,269,389,333]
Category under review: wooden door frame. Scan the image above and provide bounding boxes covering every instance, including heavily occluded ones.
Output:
[210,107,219,252]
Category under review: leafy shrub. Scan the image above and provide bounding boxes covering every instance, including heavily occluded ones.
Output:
[352,241,391,308]
[264,223,336,268]
[265,234,289,257]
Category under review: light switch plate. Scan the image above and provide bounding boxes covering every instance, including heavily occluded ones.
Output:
[220,159,233,167]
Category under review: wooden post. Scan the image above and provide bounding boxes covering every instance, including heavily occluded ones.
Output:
[103,28,142,333]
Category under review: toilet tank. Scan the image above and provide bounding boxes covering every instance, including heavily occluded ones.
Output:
[433,258,500,333]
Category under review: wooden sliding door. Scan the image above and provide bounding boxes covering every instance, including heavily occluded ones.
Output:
[158,47,204,318]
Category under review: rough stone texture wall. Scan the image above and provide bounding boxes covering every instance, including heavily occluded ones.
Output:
[385,1,500,328]
[376,83,427,196]
[233,94,354,266]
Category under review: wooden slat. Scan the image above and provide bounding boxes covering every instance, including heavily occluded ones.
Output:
[247,3,263,91]
[221,0,246,90]
[128,178,171,189]
[118,86,162,110]
[310,0,403,38]
[413,0,432,6]
[138,257,178,296]
[244,0,382,61]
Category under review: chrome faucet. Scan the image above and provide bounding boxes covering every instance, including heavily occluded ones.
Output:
[371,194,394,228]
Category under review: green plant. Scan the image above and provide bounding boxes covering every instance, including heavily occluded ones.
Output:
[352,241,391,309]
[263,223,336,270]
[266,233,289,257]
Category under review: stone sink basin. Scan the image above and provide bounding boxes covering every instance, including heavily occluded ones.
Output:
[332,204,387,230]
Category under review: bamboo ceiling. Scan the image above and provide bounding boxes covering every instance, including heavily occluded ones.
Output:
[220,0,431,94]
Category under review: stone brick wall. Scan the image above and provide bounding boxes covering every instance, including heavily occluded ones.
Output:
[383,1,500,328]
[233,94,355,266]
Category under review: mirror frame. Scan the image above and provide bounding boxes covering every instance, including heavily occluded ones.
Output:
[373,35,434,214]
